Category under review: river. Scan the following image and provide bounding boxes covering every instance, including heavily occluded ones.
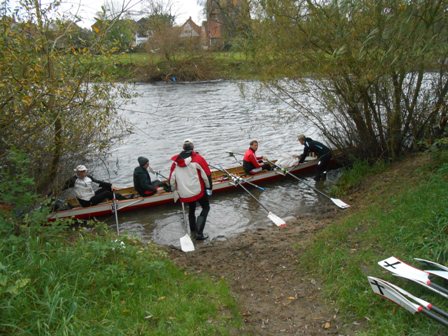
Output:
[99,80,339,247]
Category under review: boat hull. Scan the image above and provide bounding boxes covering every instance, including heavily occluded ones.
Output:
[48,159,319,221]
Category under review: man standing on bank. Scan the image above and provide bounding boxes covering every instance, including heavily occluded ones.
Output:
[296,134,332,181]
[242,140,273,175]
[169,139,212,240]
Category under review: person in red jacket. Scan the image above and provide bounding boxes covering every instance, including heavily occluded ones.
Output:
[242,140,273,175]
[169,139,212,240]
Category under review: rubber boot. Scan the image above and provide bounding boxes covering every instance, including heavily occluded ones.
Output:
[195,215,208,241]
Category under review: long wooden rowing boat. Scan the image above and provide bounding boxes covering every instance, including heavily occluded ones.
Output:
[48,158,321,221]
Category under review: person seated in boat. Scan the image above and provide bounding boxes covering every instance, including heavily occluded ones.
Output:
[295,134,332,181]
[63,165,128,207]
[133,156,169,197]
[169,139,212,240]
[242,140,273,175]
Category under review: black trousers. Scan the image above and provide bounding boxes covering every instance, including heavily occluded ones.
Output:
[78,187,114,207]
[316,152,332,178]
[187,194,210,232]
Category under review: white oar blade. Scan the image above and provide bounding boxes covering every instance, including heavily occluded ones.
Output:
[415,258,448,272]
[180,234,195,252]
[330,198,350,209]
[378,256,430,284]
[268,211,286,228]
[427,270,448,281]
[368,276,421,314]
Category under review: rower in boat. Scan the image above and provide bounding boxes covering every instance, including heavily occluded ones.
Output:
[63,165,130,207]
[133,156,169,197]
[242,140,273,175]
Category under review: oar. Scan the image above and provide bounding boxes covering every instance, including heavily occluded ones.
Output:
[378,256,448,298]
[179,201,195,252]
[369,276,448,319]
[268,159,349,209]
[227,151,349,209]
[215,164,286,227]
[368,276,448,326]
[415,258,448,272]
[112,191,119,235]
[209,164,266,191]
[148,167,168,180]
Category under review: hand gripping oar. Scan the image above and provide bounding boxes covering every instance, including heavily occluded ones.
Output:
[368,276,448,326]
[214,164,286,227]
[209,164,266,191]
[378,256,448,298]
[179,202,195,252]
[265,158,350,209]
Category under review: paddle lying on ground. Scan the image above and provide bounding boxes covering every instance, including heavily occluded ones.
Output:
[378,256,448,298]
[368,276,448,326]
[212,164,286,227]
[179,201,195,252]
[415,258,448,272]
[227,151,350,209]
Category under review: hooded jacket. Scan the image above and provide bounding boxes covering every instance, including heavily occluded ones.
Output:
[169,150,211,203]
[299,137,331,163]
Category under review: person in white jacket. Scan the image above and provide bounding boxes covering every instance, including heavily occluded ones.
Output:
[169,149,211,240]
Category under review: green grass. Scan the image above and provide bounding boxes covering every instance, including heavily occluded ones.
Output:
[300,155,448,335]
[0,225,242,335]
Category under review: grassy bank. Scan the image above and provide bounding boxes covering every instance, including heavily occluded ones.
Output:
[105,52,259,82]
[0,222,241,335]
[300,150,448,335]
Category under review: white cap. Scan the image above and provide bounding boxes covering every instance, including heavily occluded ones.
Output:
[183,139,194,150]
[74,164,87,172]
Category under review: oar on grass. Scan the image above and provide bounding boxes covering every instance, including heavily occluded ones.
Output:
[212,164,286,228]
[368,276,448,326]
[378,256,448,298]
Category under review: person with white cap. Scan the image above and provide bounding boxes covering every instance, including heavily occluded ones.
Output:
[63,165,127,207]
[295,134,332,181]
[133,156,168,197]
[169,139,212,240]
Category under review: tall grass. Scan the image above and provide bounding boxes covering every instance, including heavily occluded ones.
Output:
[300,153,448,335]
[0,150,242,335]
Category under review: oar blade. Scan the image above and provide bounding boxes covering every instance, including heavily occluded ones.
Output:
[268,211,286,228]
[368,276,421,314]
[180,234,195,252]
[415,258,448,272]
[330,198,350,209]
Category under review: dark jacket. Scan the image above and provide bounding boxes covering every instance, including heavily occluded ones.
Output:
[133,166,157,196]
[299,137,331,163]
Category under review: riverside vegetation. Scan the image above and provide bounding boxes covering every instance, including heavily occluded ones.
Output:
[1,144,447,335]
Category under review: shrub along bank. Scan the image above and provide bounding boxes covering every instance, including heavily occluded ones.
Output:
[300,148,448,335]
[0,153,241,335]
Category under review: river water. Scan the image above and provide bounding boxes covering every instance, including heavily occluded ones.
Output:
[99,80,338,247]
